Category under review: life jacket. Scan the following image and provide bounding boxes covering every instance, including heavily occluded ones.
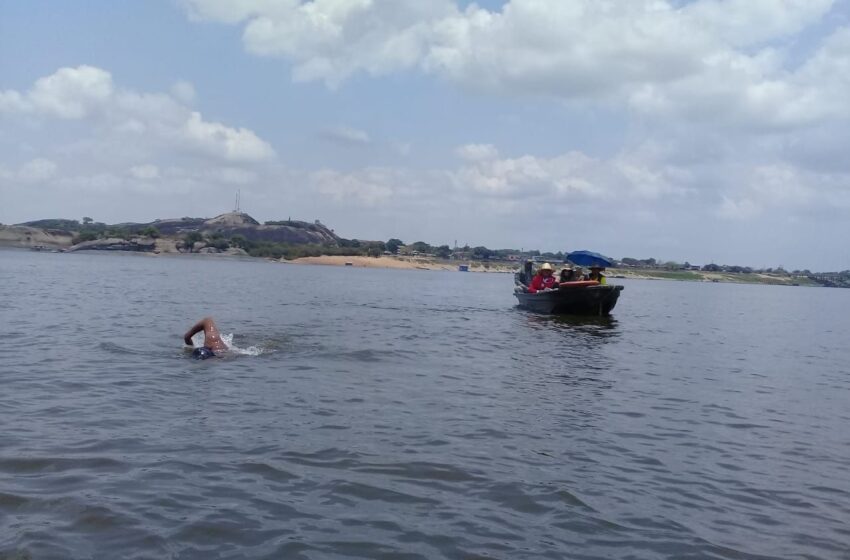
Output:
[590,271,607,284]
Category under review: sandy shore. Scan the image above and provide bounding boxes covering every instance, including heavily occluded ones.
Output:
[287,255,515,272]
[287,257,814,286]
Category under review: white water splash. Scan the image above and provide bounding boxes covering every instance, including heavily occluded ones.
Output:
[191,332,266,356]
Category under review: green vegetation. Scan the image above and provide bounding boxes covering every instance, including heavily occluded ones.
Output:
[208,238,230,251]
[20,218,82,230]
[60,217,163,245]
[171,231,387,259]
[435,245,451,259]
[246,241,365,260]
[72,230,99,244]
[229,234,249,249]
[621,257,656,267]
[262,220,326,233]
[409,241,431,253]
[386,238,403,254]
[615,267,829,287]
[183,231,203,250]
[105,228,131,240]
[645,270,704,281]
[139,226,160,238]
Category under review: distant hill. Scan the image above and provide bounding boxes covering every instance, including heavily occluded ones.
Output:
[151,212,339,245]
[5,211,340,253]
[203,212,259,227]
[18,218,82,231]
[0,225,74,249]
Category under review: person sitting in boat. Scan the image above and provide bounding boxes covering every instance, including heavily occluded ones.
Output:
[519,259,534,285]
[560,266,583,282]
[588,266,607,284]
[529,263,559,292]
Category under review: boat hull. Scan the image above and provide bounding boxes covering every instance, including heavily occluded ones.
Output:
[514,284,624,315]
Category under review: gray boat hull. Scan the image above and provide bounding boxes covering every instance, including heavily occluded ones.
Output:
[514,284,624,315]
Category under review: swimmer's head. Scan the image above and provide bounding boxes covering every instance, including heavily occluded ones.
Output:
[191,347,216,360]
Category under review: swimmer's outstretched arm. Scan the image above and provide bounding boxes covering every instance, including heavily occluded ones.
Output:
[183,317,216,346]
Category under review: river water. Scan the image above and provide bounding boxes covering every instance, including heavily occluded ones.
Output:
[1,249,848,560]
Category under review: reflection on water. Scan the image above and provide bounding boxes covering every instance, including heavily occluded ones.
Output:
[1,250,849,560]
[518,314,620,389]
[525,313,620,336]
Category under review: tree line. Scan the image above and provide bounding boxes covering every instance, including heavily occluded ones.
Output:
[71,217,160,244]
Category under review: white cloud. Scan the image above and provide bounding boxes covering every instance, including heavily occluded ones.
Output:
[322,125,371,145]
[392,141,412,157]
[0,66,275,164]
[451,146,693,203]
[182,112,275,162]
[427,1,843,131]
[183,0,457,86]
[749,164,813,206]
[0,66,279,227]
[680,0,834,47]
[180,0,274,25]
[628,26,850,129]
[455,143,498,161]
[714,162,826,221]
[209,167,258,184]
[181,0,847,132]
[0,91,27,114]
[17,158,57,183]
[425,1,707,98]
[171,80,197,104]
[129,164,160,180]
[0,66,114,119]
[0,158,57,184]
[311,167,399,206]
[717,195,760,220]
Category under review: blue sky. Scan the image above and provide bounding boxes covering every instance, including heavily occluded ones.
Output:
[2,0,850,270]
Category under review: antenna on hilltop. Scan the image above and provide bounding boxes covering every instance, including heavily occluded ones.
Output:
[234,189,241,213]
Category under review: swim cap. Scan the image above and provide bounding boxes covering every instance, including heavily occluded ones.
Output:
[192,347,216,360]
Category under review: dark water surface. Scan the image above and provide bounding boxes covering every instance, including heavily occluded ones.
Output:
[1,249,848,559]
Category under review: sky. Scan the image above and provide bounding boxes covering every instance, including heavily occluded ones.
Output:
[2,0,850,271]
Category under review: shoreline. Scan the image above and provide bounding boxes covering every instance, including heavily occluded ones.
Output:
[3,245,822,287]
[287,255,515,272]
[286,255,818,286]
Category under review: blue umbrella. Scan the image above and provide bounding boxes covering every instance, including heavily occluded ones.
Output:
[567,250,614,268]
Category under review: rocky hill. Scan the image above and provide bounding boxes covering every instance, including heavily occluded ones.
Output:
[0,225,74,249]
[3,211,340,253]
[151,213,339,245]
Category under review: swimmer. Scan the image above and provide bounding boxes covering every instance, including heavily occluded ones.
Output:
[183,317,228,359]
